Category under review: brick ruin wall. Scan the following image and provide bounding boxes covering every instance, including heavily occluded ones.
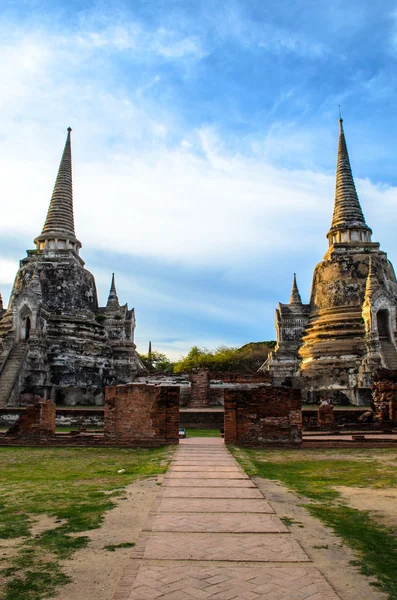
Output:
[3,384,179,446]
[189,370,271,408]
[189,370,210,408]
[6,400,56,440]
[372,370,397,426]
[104,384,179,446]
[224,386,302,447]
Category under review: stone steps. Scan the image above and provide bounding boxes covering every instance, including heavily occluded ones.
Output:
[0,343,27,407]
[380,340,397,370]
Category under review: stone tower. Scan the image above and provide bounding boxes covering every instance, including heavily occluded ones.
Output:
[264,275,310,385]
[0,129,144,407]
[263,119,397,405]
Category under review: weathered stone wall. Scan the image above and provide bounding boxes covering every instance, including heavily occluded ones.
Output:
[224,387,302,447]
[104,384,179,446]
[6,400,55,439]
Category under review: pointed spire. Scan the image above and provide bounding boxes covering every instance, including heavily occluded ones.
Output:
[42,128,75,237]
[106,273,120,311]
[34,128,81,253]
[290,273,302,304]
[365,257,379,299]
[327,118,372,243]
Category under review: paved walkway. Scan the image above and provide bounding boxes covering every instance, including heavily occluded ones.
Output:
[113,438,340,600]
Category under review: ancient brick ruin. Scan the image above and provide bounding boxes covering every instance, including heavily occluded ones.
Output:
[6,400,56,440]
[3,384,179,446]
[372,370,397,427]
[224,387,302,447]
[189,370,211,408]
[104,384,179,446]
[187,370,271,408]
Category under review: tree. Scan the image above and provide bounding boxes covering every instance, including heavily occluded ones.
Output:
[173,341,276,374]
[138,351,174,374]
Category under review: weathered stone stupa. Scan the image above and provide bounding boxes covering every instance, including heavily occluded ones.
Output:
[0,129,144,407]
[264,119,397,405]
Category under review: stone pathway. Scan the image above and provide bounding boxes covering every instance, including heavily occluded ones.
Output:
[113,438,341,600]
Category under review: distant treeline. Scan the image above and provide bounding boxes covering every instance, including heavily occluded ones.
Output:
[139,341,276,375]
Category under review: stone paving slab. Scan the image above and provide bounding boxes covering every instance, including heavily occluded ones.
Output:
[161,487,265,499]
[149,514,288,533]
[144,533,310,562]
[167,472,248,479]
[171,461,237,465]
[112,439,341,600]
[170,466,241,472]
[123,565,340,600]
[163,479,256,488]
[158,499,274,513]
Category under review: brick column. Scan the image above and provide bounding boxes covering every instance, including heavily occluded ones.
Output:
[189,370,210,408]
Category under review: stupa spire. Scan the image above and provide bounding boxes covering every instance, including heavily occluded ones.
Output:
[290,273,302,304]
[365,257,379,299]
[327,118,372,245]
[34,128,81,253]
[106,273,120,311]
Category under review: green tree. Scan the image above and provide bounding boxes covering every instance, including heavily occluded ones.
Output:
[173,341,276,374]
[138,351,174,374]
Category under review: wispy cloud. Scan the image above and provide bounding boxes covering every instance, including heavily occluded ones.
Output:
[1,1,397,357]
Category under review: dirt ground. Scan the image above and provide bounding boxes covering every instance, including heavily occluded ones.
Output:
[38,449,395,600]
[254,477,388,600]
[54,476,162,600]
[335,486,397,531]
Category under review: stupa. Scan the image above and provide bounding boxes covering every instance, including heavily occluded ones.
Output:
[263,118,397,405]
[0,129,144,406]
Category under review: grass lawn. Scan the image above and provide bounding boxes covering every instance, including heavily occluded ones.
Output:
[0,446,173,600]
[185,429,221,437]
[231,447,397,600]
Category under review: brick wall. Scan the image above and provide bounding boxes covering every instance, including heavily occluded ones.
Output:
[6,400,55,439]
[180,409,224,429]
[224,387,302,447]
[318,403,335,428]
[189,370,210,408]
[104,384,179,446]
[372,370,397,426]
[210,372,271,384]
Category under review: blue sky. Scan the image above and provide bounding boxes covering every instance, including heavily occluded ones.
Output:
[1,0,397,359]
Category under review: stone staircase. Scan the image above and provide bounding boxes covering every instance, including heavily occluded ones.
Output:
[0,342,27,407]
[380,339,397,370]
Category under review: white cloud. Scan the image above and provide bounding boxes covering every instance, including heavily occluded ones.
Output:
[0,260,18,287]
[1,14,397,358]
[1,22,396,271]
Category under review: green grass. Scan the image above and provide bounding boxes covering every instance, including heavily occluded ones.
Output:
[104,541,136,552]
[231,448,397,600]
[0,446,173,600]
[186,428,221,437]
